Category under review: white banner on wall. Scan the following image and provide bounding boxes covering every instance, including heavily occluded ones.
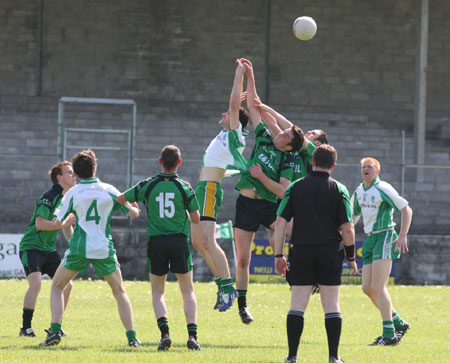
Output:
[0,234,25,277]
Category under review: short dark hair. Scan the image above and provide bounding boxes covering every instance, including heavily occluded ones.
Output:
[160,145,181,170]
[49,161,71,184]
[312,144,337,169]
[239,106,249,129]
[288,125,305,152]
[315,130,328,145]
[72,149,97,179]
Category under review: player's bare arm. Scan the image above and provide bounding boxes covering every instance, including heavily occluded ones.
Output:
[229,58,247,130]
[249,165,290,199]
[273,216,288,276]
[391,205,412,254]
[341,221,357,275]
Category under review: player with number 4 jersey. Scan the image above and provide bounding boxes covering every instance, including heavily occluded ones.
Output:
[39,149,141,348]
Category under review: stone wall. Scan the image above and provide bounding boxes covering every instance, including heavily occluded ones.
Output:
[396,235,450,285]
[1,0,449,283]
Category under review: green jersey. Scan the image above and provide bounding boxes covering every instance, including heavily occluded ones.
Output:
[20,184,64,252]
[124,173,199,237]
[289,139,316,181]
[235,122,294,203]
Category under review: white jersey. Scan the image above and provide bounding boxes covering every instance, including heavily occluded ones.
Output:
[202,123,248,171]
[57,177,129,259]
[350,177,408,234]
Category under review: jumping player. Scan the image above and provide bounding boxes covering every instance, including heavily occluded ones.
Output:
[191,58,250,312]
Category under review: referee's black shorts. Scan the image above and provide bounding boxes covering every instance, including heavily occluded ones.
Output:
[286,243,344,286]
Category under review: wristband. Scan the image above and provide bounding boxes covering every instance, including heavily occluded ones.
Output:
[344,244,355,261]
[274,254,284,258]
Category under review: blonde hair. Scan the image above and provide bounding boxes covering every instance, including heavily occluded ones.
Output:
[360,157,380,171]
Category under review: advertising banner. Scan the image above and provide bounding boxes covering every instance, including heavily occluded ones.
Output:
[249,239,395,283]
[0,234,25,277]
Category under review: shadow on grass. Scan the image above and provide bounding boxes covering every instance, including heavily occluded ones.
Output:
[1,344,87,351]
[102,340,286,352]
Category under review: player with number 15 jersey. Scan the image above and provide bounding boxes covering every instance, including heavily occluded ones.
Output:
[123,174,198,239]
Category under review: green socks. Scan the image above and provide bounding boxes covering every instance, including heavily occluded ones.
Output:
[51,322,62,335]
[392,312,404,328]
[382,320,395,339]
[221,278,235,294]
[213,276,222,291]
[126,329,137,341]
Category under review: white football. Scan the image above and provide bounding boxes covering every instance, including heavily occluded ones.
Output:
[293,16,317,41]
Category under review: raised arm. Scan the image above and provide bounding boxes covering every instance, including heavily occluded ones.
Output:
[260,108,282,137]
[229,59,247,130]
[240,58,262,129]
[254,100,293,130]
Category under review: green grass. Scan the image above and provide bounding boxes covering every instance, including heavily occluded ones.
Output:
[1,279,449,362]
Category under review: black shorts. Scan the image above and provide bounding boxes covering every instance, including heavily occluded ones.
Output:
[234,195,279,232]
[19,249,61,278]
[147,234,193,276]
[286,244,344,286]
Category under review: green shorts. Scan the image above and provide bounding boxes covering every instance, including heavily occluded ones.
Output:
[362,230,400,265]
[194,181,224,221]
[61,249,120,277]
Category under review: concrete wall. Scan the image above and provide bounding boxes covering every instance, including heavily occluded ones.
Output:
[1,0,449,283]
[396,235,450,285]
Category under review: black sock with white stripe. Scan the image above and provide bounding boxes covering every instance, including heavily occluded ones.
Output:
[287,310,304,358]
[325,312,342,359]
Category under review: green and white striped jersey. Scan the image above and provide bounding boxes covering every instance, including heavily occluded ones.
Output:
[57,178,129,259]
[201,123,249,173]
[350,176,408,234]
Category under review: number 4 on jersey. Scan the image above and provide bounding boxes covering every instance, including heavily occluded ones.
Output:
[86,200,101,224]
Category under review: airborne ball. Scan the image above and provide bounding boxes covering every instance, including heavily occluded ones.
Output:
[293,16,317,41]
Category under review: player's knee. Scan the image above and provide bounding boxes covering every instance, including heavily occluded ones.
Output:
[237,255,250,269]
[64,280,73,293]
[362,284,372,296]
[29,279,42,294]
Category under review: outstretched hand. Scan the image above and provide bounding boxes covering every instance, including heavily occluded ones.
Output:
[235,58,247,76]
[390,235,409,254]
[239,58,253,77]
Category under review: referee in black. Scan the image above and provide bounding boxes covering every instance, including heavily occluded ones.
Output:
[273,144,357,363]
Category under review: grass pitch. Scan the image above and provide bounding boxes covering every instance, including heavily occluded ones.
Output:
[0,279,449,362]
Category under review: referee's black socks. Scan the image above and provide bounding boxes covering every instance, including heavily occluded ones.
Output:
[287,310,304,358]
[325,312,342,360]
